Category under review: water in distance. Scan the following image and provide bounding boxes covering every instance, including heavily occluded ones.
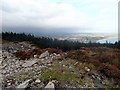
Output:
[97,38,118,43]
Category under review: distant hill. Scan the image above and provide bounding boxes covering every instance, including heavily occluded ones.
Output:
[2,32,120,51]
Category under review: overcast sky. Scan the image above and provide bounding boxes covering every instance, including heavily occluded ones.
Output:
[1,0,119,35]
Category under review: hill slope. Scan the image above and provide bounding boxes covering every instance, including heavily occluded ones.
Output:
[1,40,120,89]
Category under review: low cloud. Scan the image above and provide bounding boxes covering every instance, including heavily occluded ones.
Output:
[1,0,119,34]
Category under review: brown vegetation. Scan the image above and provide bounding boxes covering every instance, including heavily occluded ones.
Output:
[67,47,120,86]
[15,48,62,60]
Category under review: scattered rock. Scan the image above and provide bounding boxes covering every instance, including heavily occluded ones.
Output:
[85,67,90,72]
[34,55,37,58]
[45,81,55,89]
[7,82,11,86]
[22,59,38,68]
[2,41,119,89]
[35,79,41,83]
[69,66,73,69]
[47,64,52,66]
[63,65,66,67]
[16,79,32,89]
[53,53,56,56]
[0,74,3,90]
[92,75,95,79]
[74,62,78,66]
[6,86,17,90]
[0,60,2,65]
[0,64,7,69]
[39,51,49,58]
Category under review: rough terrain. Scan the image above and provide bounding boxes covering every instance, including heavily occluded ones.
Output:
[1,41,120,89]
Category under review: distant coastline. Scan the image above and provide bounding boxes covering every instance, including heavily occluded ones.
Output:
[97,37,118,43]
[55,33,118,43]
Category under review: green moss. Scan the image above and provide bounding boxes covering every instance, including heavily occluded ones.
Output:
[77,80,85,85]
[39,70,60,81]
[39,68,86,86]
[13,72,33,81]
[103,80,112,88]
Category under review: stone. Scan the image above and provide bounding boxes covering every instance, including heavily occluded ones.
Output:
[0,60,2,65]
[85,67,90,72]
[56,54,60,57]
[7,83,11,86]
[97,76,101,81]
[69,66,73,69]
[6,86,17,90]
[74,62,78,66]
[39,51,49,58]
[0,74,3,90]
[45,82,55,89]
[53,53,56,56]
[16,79,31,89]
[63,65,66,67]
[92,75,95,79]
[47,64,52,66]
[45,57,48,60]
[37,82,44,88]
[22,59,38,67]
[2,70,7,74]
[34,55,37,58]
[35,79,41,83]
[0,64,7,69]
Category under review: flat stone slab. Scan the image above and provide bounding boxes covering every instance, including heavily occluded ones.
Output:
[39,51,49,58]
[45,82,55,89]
[22,59,38,68]
[16,79,32,89]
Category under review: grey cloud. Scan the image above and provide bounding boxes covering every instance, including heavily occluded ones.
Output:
[2,3,18,13]
[2,26,87,36]
[1,0,117,34]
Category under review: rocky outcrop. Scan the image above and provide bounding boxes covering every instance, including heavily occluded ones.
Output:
[1,42,61,89]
